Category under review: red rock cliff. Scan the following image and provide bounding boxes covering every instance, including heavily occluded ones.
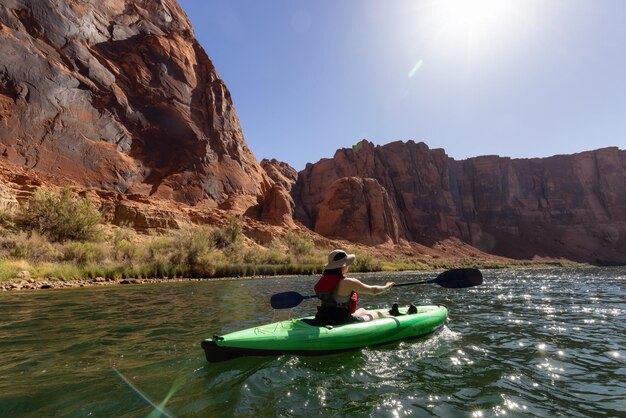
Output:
[294,140,626,263]
[0,0,270,208]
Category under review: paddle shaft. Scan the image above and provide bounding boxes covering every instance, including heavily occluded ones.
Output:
[270,268,482,309]
[392,279,432,288]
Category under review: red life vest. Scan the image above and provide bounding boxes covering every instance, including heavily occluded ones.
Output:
[314,273,358,313]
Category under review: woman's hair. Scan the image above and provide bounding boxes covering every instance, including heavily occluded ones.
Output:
[324,267,344,276]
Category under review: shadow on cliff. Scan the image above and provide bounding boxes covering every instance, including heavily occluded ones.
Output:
[92,34,208,197]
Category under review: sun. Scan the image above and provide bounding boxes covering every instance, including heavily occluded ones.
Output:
[438,0,509,27]
[420,0,526,60]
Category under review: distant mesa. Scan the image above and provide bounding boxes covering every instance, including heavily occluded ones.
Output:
[293,140,626,263]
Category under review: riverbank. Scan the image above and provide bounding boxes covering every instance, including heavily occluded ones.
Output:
[0,259,589,292]
[0,276,233,291]
[1,276,183,291]
[0,274,266,292]
[0,187,595,292]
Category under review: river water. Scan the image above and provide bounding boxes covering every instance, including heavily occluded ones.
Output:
[0,268,624,417]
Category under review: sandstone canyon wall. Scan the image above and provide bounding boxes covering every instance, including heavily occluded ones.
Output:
[0,0,270,208]
[293,140,626,264]
[1,0,624,265]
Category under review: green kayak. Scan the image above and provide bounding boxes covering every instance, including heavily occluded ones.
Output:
[201,305,448,362]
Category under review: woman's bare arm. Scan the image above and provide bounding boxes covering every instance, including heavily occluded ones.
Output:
[337,277,394,296]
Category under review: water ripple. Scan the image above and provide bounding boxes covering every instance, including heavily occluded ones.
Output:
[0,268,624,417]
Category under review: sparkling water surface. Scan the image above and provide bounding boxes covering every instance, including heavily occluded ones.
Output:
[0,268,624,417]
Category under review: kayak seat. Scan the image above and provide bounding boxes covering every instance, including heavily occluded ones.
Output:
[408,304,417,314]
[388,303,401,316]
[301,318,323,327]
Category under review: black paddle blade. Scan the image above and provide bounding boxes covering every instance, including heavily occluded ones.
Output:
[432,268,483,288]
[270,291,305,309]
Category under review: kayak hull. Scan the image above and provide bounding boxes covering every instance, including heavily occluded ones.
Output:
[201,305,447,362]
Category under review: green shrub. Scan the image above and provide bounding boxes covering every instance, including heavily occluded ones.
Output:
[211,216,243,249]
[0,209,17,235]
[267,249,289,265]
[240,246,289,265]
[138,226,234,277]
[225,216,242,245]
[283,231,313,261]
[0,259,31,281]
[150,255,173,279]
[0,231,61,262]
[185,226,215,265]
[110,225,143,263]
[111,224,133,244]
[351,252,383,272]
[31,262,82,281]
[63,242,107,266]
[241,247,264,265]
[266,240,289,264]
[19,188,101,242]
[165,226,219,275]
[114,239,138,262]
[146,236,169,259]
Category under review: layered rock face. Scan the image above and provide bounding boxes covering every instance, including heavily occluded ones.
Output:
[314,177,403,245]
[294,141,460,244]
[261,158,297,191]
[294,140,626,263]
[0,0,269,207]
[1,1,623,264]
[255,159,297,227]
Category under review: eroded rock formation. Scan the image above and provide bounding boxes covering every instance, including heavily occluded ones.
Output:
[0,0,270,208]
[261,158,297,191]
[294,140,626,263]
[314,177,402,245]
[250,159,297,227]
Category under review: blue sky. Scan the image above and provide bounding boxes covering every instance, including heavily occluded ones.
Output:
[178,0,626,170]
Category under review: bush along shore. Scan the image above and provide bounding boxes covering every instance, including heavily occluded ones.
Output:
[0,187,418,291]
[0,187,578,292]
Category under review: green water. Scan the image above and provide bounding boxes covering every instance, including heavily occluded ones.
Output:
[0,268,624,417]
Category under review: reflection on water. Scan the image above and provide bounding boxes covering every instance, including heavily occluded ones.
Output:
[0,268,624,417]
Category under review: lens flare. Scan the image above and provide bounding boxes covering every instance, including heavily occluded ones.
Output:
[113,367,186,418]
[408,60,424,78]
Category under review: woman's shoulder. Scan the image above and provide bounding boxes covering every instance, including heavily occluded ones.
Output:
[340,277,367,290]
[335,277,360,296]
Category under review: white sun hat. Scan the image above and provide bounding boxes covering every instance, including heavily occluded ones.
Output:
[324,249,356,270]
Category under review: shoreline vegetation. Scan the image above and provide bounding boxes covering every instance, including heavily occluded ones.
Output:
[1,188,585,292]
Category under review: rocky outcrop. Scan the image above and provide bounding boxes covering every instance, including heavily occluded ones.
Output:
[295,141,460,242]
[0,0,270,208]
[257,183,295,227]
[250,159,296,227]
[294,140,626,263]
[261,159,297,191]
[314,177,403,245]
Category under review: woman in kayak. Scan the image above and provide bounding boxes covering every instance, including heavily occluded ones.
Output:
[313,249,394,325]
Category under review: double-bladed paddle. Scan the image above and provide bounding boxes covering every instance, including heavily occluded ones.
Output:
[270,268,483,309]
[392,267,483,288]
